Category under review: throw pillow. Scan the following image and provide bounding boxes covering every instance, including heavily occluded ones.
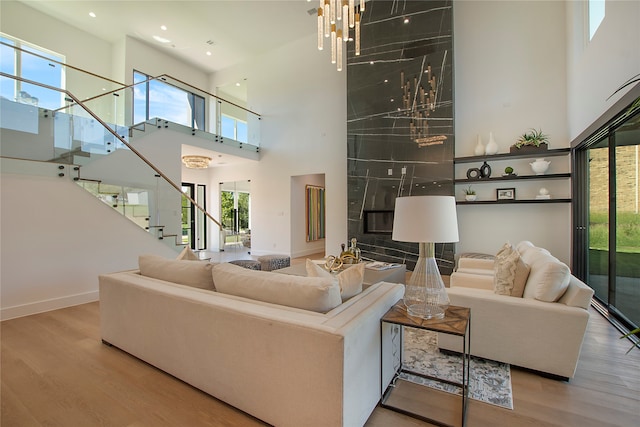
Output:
[522,253,571,302]
[176,246,200,260]
[138,254,216,290]
[305,259,365,301]
[493,248,530,297]
[212,263,342,313]
[495,241,513,261]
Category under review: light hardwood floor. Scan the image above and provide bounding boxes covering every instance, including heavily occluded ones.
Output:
[2,290,639,426]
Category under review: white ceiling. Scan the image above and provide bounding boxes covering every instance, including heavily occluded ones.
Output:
[19,0,318,73]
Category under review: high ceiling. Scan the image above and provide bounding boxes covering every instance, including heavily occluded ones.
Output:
[18,0,318,73]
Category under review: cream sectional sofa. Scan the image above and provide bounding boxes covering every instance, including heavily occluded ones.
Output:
[99,257,404,427]
[439,241,594,380]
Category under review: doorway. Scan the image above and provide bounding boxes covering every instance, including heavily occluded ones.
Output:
[181,183,207,250]
[219,181,251,252]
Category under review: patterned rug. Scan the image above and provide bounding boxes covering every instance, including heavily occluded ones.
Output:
[402,328,514,410]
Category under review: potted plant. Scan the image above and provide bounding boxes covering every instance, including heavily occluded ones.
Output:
[463,185,476,201]
[510,128,549,153]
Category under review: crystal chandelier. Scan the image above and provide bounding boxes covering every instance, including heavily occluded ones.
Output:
[181,155,211,169]
[317,0,365,71]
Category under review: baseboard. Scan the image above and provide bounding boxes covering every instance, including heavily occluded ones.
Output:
[290,248,325,259]
[1,290,99,321]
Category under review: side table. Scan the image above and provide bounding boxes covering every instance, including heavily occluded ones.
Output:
[380,301,471,427]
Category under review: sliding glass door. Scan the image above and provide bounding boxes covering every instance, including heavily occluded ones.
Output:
[577,106,640,330]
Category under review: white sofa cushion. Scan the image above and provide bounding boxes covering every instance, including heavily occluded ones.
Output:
[305,259,364,301]
[493,245,530,297]
[522,250,571,302]
[139,254,216,290]
[213,263,342,313]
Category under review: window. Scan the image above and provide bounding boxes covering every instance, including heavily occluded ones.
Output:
[589,0,605,40]
[133,71,205,130]
[220,114,248,143]
[0,33,65,109]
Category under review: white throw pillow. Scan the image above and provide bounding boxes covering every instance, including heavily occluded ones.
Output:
[139,254,216,290]
[176,246,200,260]
[522,253,571,302]
[212,263,342,313]
[305,259,364,301]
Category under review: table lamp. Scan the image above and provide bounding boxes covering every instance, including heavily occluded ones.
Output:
[392,195,459,319]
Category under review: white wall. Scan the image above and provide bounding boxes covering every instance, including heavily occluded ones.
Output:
[0,172,177,320]
[209,34,348,258]
[566,0,640,140]
[454,0,571,263]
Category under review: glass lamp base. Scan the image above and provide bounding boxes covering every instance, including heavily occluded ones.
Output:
[406,303,445,320]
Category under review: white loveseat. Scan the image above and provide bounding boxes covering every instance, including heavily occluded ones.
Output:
[99,257,404,427]
[438,241,594,380]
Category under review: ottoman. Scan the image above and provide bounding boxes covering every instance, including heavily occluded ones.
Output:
[258,255,291,271]
[229,259,262,270]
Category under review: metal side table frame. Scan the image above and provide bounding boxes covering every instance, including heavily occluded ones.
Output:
[380,301,471,427]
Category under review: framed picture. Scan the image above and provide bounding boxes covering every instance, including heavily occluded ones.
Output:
[497,188,516,200]
[306,185,325,241]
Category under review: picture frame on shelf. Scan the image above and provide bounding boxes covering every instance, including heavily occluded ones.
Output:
[497,188,516,200]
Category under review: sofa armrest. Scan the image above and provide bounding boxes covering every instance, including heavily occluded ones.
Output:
[440,287,590,378]
[558,275,594,309]
[450,271,494,290]
[457,257,495,271]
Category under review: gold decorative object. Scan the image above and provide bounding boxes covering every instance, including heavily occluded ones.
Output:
[324,255,344,272]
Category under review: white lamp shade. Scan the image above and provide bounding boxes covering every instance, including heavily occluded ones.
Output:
[392,195,459,243]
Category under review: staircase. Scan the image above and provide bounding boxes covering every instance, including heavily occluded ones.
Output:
[0,71,258,252]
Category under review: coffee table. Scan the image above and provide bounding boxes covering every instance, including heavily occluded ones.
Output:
[380,301,471,427]
[273,262,406,286]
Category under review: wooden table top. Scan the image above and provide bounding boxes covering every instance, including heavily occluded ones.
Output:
[381,301,470,336]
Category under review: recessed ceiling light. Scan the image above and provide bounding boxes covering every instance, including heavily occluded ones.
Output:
[384,79,388,83]
[89,12,96,18]
[153,35,171,43]
[404,17,410,24]
[236,82,241,87]
[160,25,167,31]
[206,51,212,56]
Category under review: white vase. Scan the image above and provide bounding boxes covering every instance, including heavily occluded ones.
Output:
[485,132,499,155]
[474,135,485,156]
[465,194,477,201]
[530,158,551,175]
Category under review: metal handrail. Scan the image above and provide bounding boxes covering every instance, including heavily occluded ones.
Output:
[0,72,223,230]
[1,41,260,118]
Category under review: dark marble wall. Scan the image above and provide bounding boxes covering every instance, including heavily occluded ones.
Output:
[346,0,455,273]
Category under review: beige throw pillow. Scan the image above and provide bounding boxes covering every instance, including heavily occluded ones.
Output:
[212,263,342,313]
[176,246,200,260]
[493,248,530,297]
[305,259,365,301]
[522,253,571,302]
[138,254,216,290]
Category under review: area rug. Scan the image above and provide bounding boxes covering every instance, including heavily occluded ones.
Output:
[401,328,514,410]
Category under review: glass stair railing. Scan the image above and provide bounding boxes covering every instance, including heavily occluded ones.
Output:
[1,41,263,251]
[0,74,226,251]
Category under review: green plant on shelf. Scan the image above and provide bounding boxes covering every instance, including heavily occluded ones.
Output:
[463,185,476,195]
[513,128,549,149]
